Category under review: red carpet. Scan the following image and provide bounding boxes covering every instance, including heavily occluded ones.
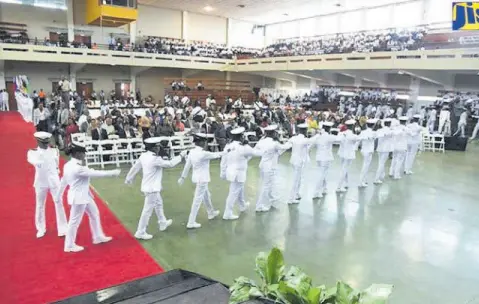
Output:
[0,112,163,304]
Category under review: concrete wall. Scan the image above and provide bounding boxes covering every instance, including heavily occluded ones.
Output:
[136,68,182,102]
[4,62,68,92]
[136,5,182,39]
[454,74,479,92]
[187,13,227,44]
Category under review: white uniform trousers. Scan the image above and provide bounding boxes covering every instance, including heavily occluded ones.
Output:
[392,151,406,179]
[289,165,304,201]
[136,192,167,235]
[314,161,331,196]
[64,200,107,250]
[256,169,279,210]
[224,181,246,217]
[359,152,373,185]
[389,151,398,176]
[453,122,466,137]
[187,182,215,225]
[404,143,419,173]
[35,186,67,234]
[438,119,447,134]
[374,152,389,182]
[427,119,435,133]
[337,158,353,189]
[470,122,479,140]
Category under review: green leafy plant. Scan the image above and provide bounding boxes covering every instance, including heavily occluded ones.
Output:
[229,248,393,304]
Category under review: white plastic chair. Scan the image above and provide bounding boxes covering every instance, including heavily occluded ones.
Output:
[129,138,144,163]
[433,134,445,153]
[98,140,119,168]
[169,136,184,156]
[115,138,131,165]
[84,140,101,167]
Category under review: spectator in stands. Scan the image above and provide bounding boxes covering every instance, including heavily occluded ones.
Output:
[38,89,46,104]
[65,117,79,147]
[102,117,116,137]
[156,117,175,137]
[197,81,204,91]
[115,117,126,138]
[91,119,107,141]
[174,116,185,132]
[33,102,50,132]
[58,76,70,108]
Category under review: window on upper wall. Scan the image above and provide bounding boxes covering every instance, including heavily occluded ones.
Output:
[392,1,422,28]
[0,0,67,10]
[280,21,300,39]
[425,0,452,24]
[101,0,136,8]
[364,5,392,30]
[339,10,363,33]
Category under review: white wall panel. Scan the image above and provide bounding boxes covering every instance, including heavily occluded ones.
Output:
[339,10,363,33]
[136,5,182,39]
[425,0,452,24]
[228,19,264,48]
[317,15,339,35]
[365,6,392,31]
[187,13,227,44]
[4,62,68,92]
[76,65,131,93]
[136,68,182,103]
[392,1,422,28]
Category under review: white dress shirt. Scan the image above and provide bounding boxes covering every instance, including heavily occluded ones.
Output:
[27,147,60,188]
[312,132,338,162]
[125,151,182,193]
[58,159,119,205]
[288,134,312,167]
[407,122,423,145]
[392,124,409,151]
[359,128,376,154]
[376,127,393,153]
[337,130,360,160]
[220,141,262,183]
[33,108,49,126]
[254,137,291,172]
[181,146,223,183]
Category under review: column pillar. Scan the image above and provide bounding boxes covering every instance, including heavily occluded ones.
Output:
[130,21,137,45]
[130,69,137,93]
[291,81,297,90]
[275,79,281,89]
[182,11,189,41]
[354,75,361,87]
[226,71,231,89]
[409,76,420,109]
[226,18,233,48]
[309,78,316,90]
[66,0,75,42]
[69,71,77,92]
[0,60,5,90]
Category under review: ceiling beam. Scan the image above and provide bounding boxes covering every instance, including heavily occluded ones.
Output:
[402,70,453,89]
[337,70,387,87]
[248,71,298,83]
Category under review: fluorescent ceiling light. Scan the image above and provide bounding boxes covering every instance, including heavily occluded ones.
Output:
[203,5,214,12]
[398,71,404,75]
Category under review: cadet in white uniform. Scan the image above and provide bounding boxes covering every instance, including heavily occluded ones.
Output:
[287,123,312,204]
[27,132,67,238]
[358,119,378,187]
[311,122,337,198]
[406,105,414,122]
[254,125,291,212]
[337,120,361,192]
[56,143,121,252]
[389,117,410,179]
[374,118,393,184]
[427,107,437,133]
[453,108,468,137]
[178,133,224,229]
[220,127,262,220]
[125,138,187,240]
[438,105,451,134]
[404,115,423,175]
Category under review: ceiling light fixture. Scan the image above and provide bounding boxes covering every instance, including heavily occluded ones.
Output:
[203,5,214,12]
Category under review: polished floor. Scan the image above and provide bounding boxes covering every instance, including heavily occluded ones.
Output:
[91,143,479,304]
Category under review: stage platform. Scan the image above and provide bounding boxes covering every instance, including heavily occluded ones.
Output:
[54,269,272,304]
[445,136,468,151]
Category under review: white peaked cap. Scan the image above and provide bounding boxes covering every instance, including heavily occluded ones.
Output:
[345,119,356,125]
[297,123,308,129]
[399,116,408,121]
[366,119,378,124]
[231,127,245,135]
[322,122,334,127]
[264,125,278,131]
[383,118,392,122]
[144,137,167,144]
[34,131,52,140]
[413,114,421,118]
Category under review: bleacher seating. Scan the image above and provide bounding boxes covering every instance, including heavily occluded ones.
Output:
[0,22,28,44]
[163,78,256,105]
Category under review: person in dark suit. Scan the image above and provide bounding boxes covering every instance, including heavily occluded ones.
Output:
[91,120,108,141]
[240,115,256,131]
[115,117,126,138]
[214,120,227,151]
[156,118,175,137]
[283,117,298,137]
[201,118,216,134]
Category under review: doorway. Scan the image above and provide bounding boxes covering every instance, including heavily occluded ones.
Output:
[114,82,130,100]
[76,82,93,99]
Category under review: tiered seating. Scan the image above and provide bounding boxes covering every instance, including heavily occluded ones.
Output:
[164,78,256,105]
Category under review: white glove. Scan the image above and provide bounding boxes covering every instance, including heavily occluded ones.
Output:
[112,169,121,176]
[180,150,188,158]
[125,179,132,185]
[177,177,184,185]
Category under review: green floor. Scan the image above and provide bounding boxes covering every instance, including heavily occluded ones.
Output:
[91,143,479,304]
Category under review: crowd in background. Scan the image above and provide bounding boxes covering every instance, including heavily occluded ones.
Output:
[17,79,479,154]
[1,25,427,59]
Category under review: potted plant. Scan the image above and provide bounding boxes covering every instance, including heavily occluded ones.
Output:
[229,248,393,304]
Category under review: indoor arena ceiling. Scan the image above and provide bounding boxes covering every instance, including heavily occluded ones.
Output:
[138,0,409,24]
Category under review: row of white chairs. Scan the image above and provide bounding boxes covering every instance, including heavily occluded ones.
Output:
[421,131,445,153]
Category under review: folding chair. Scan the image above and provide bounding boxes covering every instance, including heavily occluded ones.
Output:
[129,138,145,163]
[98,140,118,168]
[84,140,101,167]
